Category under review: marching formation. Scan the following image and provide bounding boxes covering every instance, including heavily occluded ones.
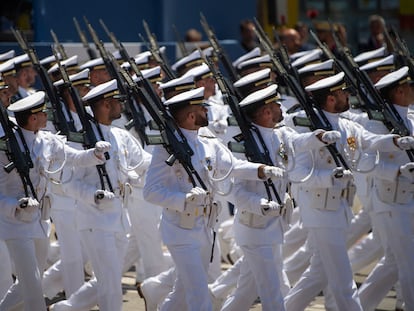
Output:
[0,13,413,311]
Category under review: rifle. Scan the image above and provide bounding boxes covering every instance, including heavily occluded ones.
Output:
[200,13,240,83]
[328,25,414,161]
[205,56,282,204]
[253,18,300,94]
[390,26,414,79]
[12,28,77,137]
[73,17,97,60]
[141,20,176,80]
[50,29,68,59]
[51,46,113,192]
[84,17,149,146]
[172,24,188,57]
[97,19,151,146]
[120,66,207,189]
[0,104,37,200]
[253,23,350,171]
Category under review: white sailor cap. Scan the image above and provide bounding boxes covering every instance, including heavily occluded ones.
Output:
[8,91,48,114]
[40,53,62,69]
[237,54,272,73]
[164,86,208,108]
[359,55,395,73]
[233,68,272,97]
[298,59,335,77]
[291,49,323,68]
[182,63,212,81]
[353,47,386,65]
[158,75,195,99]
[305,71,350,93]
[48,55,79,74]
[0,59,16,77]
[132,66,162,83]
[0,50,15,63]
[53,68,91,88]
[132,51,153,69]
[171,50,204,75]
[112,50,122,61]
[232,47,261,68]
[13,54,32,71]
[239,84,281,111]
[82,79,126,103]
[202,46,214,58]
[159,46,166,54]
[78,56,105,71]
[374,66,414,91]
[289,49,312,61]
[78,50,124,72]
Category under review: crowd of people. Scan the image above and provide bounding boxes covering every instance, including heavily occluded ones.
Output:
[0,13,413,311]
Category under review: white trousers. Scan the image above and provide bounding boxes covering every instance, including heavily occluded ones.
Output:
[160,233,212,311]
[83,229,127,311]
[348,231,383,273]
[358,211,414,311]
[209,257,242,299]
[127,195,166,279]
[0,241,12,300]
[284,227,362,311]
[43,206,86,298]
[282,208,308,259]
[51,278,98,311]
[0,238,48,311]
[222,245,289,311]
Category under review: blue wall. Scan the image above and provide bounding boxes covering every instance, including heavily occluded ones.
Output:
[25,0,256,61]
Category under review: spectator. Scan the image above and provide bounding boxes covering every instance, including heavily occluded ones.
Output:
[239,19,258,52]
[294,21,316,51]
[185,28,202,42]
[278,26,302,55]
[358,14,386,52]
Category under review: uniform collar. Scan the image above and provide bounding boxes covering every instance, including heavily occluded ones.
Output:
[393,104,409,118]
[180,127,199,142]
[323,110,341,128]
[253,123,275,137]
[20,127,38,150]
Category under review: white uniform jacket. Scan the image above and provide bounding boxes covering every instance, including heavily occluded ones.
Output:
[365,105,414,213]
[66,124,151,233]
[233,124,327,246]
[143,127,263,246]
[289,111,400,229]
[0,128,104,239]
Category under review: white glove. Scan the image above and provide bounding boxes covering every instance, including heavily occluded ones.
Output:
[127,171,145,188]
[262,166,285,180]
[94,141,111,159]
[320,130,341,145]
[94,189,115,210]
[331,167,353,188]
[396,136,414,150]
[185,187,208,207]
[399,162,414,182]
[16,197,39,222]
[260,198,281,216]
[212,120,227,134]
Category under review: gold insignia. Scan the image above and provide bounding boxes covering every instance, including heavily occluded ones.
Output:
[347,136,357,151]
[278,143,288,163]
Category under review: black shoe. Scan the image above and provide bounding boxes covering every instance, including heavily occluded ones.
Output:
[45,291,66,306]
